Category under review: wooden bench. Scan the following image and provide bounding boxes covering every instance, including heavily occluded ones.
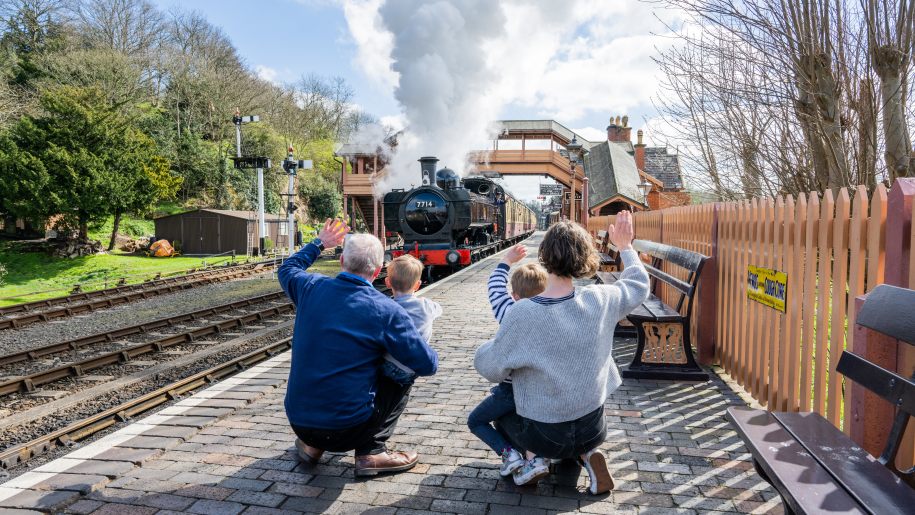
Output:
[596,239,709,381]
[727,284,915,515]
[594,230,619,272]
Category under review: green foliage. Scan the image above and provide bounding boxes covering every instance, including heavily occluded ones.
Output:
[299,174,341,222]
[0,85,180,237]
[87,214,155,242]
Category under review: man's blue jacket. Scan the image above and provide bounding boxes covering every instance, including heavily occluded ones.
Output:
[278,242,438,429]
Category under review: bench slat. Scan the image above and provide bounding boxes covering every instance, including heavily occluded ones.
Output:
[775,411,915,515]
[856,284,915,346]
[629,296,681,322]
[726,407,866,515]
[643,263,692,296]
[836,352,915,417]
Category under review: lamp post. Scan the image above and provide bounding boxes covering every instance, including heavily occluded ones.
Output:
[638,178,653,209]
[565,136,587,223]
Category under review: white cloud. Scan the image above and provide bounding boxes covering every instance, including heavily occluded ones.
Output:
[340,0,397,92]
[572,126,607,142]
[255,65,279,85]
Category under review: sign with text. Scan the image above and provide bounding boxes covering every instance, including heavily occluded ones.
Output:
[747,266,787,313]
[563,191,583,200]
[540,184,564,196]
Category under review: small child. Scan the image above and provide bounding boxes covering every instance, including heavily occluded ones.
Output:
[468,244,548,483]
[381,255,443,385]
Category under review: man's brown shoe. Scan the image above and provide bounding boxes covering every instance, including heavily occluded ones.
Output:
[354,450,418,477]
[295,439,324,465]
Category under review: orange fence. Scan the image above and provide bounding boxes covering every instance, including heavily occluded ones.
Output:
[583,179,915,465]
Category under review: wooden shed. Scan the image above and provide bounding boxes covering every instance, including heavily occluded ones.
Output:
[154,209,294,256]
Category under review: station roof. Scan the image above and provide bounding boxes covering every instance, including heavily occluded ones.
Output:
[644,147,684,190]
[493,120,599,148]
[585,141,644,208]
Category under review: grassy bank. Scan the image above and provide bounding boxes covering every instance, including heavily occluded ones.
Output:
[0,245,342,307]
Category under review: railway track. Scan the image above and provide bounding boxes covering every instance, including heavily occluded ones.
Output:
[0,261,281,330]
[0,337,292,469]
[0,290,287,367]
[0,300,294,397]
[0,258,285,316]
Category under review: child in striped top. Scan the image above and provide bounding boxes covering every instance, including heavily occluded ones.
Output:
[469,243,547,481]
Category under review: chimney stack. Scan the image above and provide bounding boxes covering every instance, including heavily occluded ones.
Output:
[607,115,632,143]
[634,129,646,171]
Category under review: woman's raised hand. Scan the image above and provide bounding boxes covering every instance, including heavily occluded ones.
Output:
[609,211,634,251]
[317,218,350,248]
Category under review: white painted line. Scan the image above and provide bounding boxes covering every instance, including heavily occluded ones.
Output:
[0,486,26,503]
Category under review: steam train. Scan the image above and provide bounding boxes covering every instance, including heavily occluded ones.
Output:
[382,156,536,267]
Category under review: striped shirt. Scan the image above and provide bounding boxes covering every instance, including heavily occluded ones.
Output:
[488,263,514,322]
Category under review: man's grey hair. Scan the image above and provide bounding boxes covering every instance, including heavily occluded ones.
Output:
[342,233,384,277]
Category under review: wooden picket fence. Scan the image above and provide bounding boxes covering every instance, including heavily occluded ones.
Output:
[585,184,909,426]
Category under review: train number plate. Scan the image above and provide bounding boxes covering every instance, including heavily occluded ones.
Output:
[415,201,436,208]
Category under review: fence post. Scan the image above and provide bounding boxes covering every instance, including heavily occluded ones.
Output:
[697,204,719,365]
[850,178,915,459]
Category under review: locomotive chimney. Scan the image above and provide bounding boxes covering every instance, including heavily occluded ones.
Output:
[418,156,439,186]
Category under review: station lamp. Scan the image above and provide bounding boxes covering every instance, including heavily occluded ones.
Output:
[638,178,653,205]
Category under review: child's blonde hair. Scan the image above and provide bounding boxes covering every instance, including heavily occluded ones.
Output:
[387,255,423,293]
[510,263,548,299]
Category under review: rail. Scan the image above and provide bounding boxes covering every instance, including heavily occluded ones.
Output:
[0,290,287,366]
[0,262,280,330]
[0,302,294,397]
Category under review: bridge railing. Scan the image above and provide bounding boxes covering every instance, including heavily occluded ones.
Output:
[586,179,915,468]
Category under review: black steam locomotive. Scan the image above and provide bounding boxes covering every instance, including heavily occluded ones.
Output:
[382,156,536,267]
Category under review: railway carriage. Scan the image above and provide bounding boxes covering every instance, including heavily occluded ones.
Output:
[382,156,536,268]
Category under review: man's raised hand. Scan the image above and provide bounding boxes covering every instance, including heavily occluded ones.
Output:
[609,210,634,251]
[317,218,349,249]
[501,243,527,265]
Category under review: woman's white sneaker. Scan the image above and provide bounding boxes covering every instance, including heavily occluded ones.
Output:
[499,448,525,477]
[512,457,549,485]
[581,449,614,494]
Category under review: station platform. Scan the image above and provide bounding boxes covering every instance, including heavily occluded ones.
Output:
[0,235,782,514]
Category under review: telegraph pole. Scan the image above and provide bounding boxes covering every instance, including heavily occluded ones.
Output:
[282,147,313,256]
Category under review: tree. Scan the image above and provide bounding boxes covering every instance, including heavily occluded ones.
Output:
[0,85,179,244]
[299,174,340,222]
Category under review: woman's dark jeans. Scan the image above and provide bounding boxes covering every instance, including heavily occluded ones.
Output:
[495,406,606,460]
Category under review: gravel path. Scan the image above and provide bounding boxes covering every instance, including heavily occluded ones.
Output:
[0,274,283,354]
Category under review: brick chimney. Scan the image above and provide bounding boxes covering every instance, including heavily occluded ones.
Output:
[634,129,646,170]
[607,115,632,143]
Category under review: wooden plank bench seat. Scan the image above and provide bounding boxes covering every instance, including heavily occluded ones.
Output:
[597,239,709,381]
[727,284,915,515]
[594,230,619,272]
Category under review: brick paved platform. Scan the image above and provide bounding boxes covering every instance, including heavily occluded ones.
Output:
[0,234,783,514]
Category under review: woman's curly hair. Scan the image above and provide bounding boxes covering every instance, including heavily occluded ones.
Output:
[538,221,598,278]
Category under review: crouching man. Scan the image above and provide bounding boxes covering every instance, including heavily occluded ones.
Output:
[277,218,438,476]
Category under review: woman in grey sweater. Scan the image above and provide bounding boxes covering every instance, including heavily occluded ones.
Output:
[473,212,649,494]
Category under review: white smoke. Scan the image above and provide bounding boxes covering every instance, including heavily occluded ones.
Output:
[340,0,605,195]
[373,0,509,193]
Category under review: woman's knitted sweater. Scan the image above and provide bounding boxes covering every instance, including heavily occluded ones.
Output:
[474,249,650,423]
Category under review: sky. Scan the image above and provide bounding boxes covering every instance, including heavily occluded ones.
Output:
[150,0,683,199]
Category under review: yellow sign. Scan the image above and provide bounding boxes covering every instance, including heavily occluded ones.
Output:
[747,266,787,313]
